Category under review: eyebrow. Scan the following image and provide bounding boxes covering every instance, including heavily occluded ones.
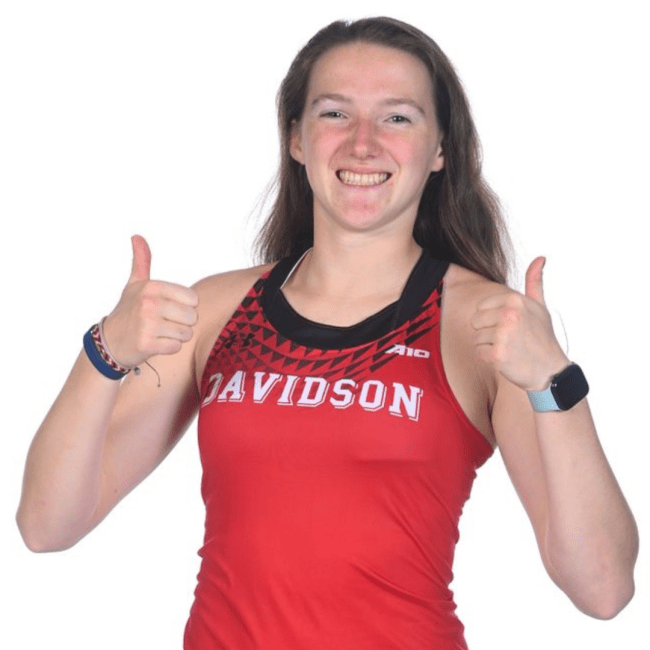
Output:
[310,93,427,117]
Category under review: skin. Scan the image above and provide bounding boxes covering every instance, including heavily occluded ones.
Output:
[17,41,637,621]
[290,43,444,239]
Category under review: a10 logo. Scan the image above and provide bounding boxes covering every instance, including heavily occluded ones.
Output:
[387,344,430,359]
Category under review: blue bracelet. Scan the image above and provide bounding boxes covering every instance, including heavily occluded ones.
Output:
[83,326,127,380]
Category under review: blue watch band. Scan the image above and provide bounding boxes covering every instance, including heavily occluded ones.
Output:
[527,386,560,412]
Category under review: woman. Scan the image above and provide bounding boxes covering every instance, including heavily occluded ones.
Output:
[17,17,638,649]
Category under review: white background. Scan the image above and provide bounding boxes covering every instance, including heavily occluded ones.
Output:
[2,1,648,648]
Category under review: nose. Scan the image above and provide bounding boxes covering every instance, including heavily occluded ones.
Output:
[348,118,380,159]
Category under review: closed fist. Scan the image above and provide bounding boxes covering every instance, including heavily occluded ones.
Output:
[470,257,569,391]
[103,235,199,368]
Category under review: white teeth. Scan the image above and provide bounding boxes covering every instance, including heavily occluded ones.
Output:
[338,170,389,186]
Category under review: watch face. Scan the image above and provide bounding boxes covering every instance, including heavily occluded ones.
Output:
[551,364,589,410]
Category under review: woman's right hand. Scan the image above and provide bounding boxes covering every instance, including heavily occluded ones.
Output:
[103,235,199,369]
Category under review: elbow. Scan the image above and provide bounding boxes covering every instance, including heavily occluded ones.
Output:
[557,562,636,620]
[17,519,50,553]
[16,509,80,554]
[579,578,635,620]
[21,537,58,554]
[544,524,639,621]
[543,546,636,620]
[18,528,79,554]
[16,515,56,553]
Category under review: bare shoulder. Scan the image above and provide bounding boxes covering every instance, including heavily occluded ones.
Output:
[192,262,276,387]
[192,262,275,315]
[440,263,517,448]
[443,262,509,298]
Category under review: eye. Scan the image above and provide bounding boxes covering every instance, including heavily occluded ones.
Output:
[387,115,411,124]
[320,111,345,119]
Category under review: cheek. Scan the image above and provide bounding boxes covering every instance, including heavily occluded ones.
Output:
[383,132,429,163]
[303,129,344,173]
[413,140,442,176]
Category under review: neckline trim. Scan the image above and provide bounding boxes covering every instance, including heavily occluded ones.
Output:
[261,250,449,351]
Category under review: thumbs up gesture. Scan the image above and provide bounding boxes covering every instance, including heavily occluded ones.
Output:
[470,257,569,391]
[102,235,199,369]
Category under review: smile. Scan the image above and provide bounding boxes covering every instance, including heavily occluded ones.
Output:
[337,170,390,187]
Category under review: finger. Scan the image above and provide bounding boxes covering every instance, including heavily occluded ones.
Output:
[129,235,152,284]
[160,299,199,327]
[143,323,194,357]
[470,307,503,331]
[525,256,546,305]
[155,281,199,307]
[473,327,496,347]
[474,341,499,366]
[154,321,195,343]
[151,337,184,356]
[474,291,510,313]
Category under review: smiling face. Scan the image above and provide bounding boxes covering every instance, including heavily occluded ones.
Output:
[290,41,445,239]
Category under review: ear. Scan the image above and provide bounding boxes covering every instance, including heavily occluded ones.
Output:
[431,139,445,173]
[289,119,305,164]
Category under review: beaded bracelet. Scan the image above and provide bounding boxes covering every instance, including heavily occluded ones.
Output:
[83,319,139,380]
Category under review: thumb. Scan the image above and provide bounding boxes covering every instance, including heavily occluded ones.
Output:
[525,256,546,304]
[129,234,151,283]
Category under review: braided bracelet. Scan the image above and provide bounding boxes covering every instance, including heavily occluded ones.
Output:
[83,320,140,380]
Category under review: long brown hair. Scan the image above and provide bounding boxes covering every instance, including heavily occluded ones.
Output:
[254,17,512,285]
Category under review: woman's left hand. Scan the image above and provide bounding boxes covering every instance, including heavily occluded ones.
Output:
[470,257,570,391]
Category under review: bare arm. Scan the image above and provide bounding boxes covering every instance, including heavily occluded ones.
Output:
[492,379,638,618]
[16,236,199,552]
[472,257,638,618]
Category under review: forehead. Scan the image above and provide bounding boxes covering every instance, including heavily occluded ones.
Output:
[307,42,434,110]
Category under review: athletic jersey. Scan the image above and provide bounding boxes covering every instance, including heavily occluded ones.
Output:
[184,250,494,650]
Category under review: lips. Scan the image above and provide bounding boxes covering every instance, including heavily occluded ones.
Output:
[337,170,391,186]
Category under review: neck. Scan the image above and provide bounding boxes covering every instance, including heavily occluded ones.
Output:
[290,232,423,301]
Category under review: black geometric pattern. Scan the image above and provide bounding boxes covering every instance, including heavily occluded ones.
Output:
[201,273,442,400]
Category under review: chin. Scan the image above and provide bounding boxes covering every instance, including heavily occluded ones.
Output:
[335,213,406,236]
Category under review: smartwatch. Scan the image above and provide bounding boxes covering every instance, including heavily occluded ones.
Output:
[527,363,589,412]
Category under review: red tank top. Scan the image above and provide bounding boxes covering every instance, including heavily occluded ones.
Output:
[185,251,494,649]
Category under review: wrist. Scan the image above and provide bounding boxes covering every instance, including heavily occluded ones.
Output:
[83,318,140,381]
[527,362,589,412]
[99,316,133,372]
[528,352,571,392]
